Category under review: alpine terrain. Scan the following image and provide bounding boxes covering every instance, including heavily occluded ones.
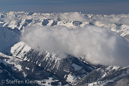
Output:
[0,11,129,86]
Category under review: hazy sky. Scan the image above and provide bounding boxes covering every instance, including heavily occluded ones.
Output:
[0,0,129,14]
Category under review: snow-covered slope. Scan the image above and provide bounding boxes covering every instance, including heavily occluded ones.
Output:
[74,66,129,86]
[0,11,129,37]
[0,52,64,86]
[0,11,129,86]
[10,41,95,84]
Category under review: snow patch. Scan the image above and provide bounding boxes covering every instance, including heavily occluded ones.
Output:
[11,41,31,58]
[36,77,59,86]
[66,74,77,83]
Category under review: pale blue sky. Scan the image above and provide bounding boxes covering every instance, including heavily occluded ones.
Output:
[0,0,129,14]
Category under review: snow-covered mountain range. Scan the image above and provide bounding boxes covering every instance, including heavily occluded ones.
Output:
[0,11,129,86]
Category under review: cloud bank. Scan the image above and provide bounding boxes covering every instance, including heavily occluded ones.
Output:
[21,25,129,66]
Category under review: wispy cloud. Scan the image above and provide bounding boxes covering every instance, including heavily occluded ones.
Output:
[21,24,129,66]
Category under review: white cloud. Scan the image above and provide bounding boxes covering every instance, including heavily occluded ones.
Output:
[59,12,86,21]
[21,25,129,66]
